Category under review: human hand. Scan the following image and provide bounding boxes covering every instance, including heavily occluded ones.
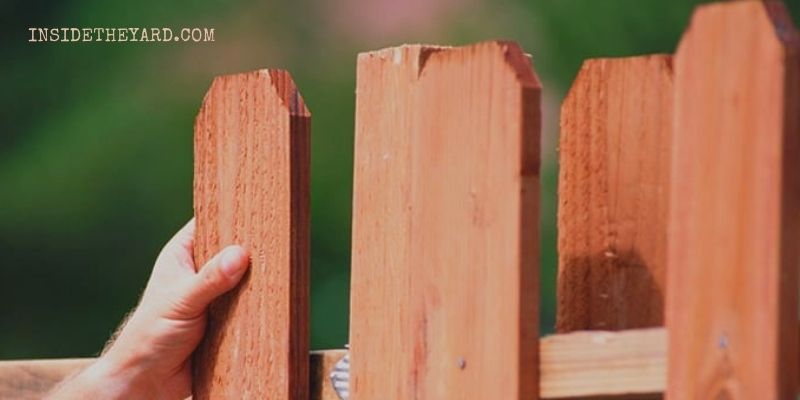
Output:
[47,219,250,399]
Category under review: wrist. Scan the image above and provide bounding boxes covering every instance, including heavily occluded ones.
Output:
[47,355,154,400]
[84,351,157,399]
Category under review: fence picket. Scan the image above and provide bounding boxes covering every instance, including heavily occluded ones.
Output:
[348,41,541,399]
[192,70,310,399]
[557,55,673,332]
[667,1,800,398]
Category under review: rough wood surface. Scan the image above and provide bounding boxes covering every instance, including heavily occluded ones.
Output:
[666,1,800,399]
[192,69,310,399]
[557,56,673,332]
[348,41,541,400]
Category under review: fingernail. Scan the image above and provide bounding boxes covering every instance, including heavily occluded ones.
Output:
[220,246,248,278]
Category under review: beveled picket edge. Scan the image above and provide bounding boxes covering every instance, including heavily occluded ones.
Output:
[0,329,672,400]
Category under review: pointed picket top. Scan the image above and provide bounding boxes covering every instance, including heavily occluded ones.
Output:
[349,41,541,399]
[193,69,310,400]
[558,55,673,333]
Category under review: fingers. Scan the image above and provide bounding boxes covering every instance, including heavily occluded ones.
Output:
[177,245,250,318]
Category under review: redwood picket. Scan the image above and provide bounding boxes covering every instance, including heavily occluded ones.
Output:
[348,41,541,400]
[557,55,673,332]
[192,70,310,399]
[666,1,800,398]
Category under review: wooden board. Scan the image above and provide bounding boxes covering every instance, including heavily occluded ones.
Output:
[348,41,541,399]
[540,328,664,399]
[557,56,673,332]
[0,331,671,400]
[192,70,310,399]
[666,1,800,399]
[309,350,348,400]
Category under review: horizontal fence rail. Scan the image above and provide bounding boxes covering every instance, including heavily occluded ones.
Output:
[4,327,800,398]
[0,330,666,400]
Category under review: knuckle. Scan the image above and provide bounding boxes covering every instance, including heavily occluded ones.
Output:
[202,264,231,292]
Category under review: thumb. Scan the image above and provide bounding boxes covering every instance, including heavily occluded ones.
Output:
[178,245,250,318]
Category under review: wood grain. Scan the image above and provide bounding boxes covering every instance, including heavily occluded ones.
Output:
[666,1,800,399]
[557,56,673,332]
[348,41,541,400]
[540,328,664,399]
[192,70,310,399]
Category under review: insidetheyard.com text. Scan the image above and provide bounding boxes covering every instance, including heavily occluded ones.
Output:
[29,27,215,43]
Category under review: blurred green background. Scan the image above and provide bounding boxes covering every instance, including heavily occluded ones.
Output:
[1,0,798,358]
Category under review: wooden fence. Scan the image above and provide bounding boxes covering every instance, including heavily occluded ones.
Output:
[1,1,798,399]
